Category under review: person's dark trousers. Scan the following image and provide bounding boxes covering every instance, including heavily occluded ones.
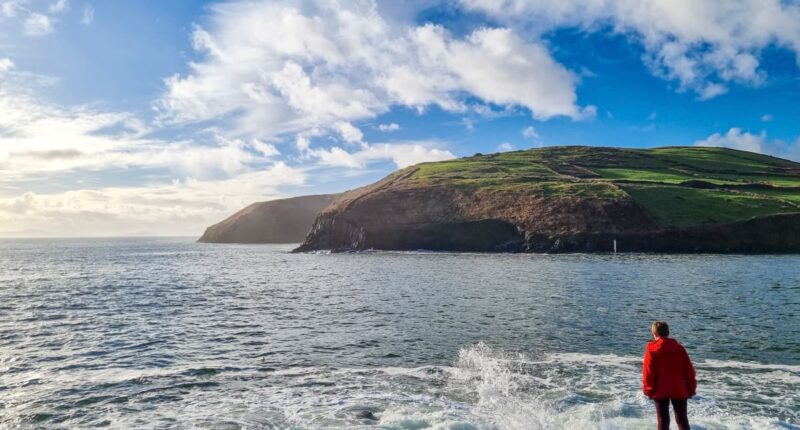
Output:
[654,398,690,430]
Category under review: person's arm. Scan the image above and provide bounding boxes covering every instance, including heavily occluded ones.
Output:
[642,346,656,397]
[682,345,697,397]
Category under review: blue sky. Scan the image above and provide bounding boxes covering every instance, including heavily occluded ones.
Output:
[1,0,799,236]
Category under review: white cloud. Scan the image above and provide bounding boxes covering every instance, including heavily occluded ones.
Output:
[697,82,728,100]
[0,163,305,237]
[0,67,307,237]
[378,122,400,132]
[0,60,300,181]
[249,138,279,157]
[154,0,590,189]
[694,128,800,161]
[24,13,53,37]
[522,125,539,139]
[1,1,21,17]
[80,3,93,24]
[158,0,589,139]
[48,0,67,13]
[383,24,589,118]
[440,26,587,120]
[761,114,773,122]
[695,128,765,153]
[333,121,364,144]
[307,140,455,169]
[0,57,13,72]
[496,142,514,152]
[385,144,455,168]
[460,0,800,99]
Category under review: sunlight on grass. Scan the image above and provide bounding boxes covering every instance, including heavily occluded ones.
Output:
[622,185,797,228]
[403,146,800,227]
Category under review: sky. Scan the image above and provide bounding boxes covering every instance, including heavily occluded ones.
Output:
[1,0,799,237]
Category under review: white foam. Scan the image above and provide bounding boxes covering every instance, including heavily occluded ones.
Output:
[436,343,799,430]
[15,344,793,429]
[235,344,799,429]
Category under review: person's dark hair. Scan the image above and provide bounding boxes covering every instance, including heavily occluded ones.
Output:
[651,321,670,337]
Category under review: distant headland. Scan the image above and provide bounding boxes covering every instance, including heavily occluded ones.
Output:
[198,194,339,244]
[202,146,800,253]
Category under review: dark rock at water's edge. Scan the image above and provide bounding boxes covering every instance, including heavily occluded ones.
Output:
[294,217,526,253]
[198,194,340,244]
[293,146,800,253]
[528,213,800,253]
[295,213,800,254]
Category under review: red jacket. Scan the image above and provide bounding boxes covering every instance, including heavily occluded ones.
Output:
[642,337,697,399]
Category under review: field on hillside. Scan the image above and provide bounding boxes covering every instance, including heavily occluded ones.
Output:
[408,146,800,228]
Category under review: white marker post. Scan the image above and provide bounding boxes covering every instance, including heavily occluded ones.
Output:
[613,239,617,254]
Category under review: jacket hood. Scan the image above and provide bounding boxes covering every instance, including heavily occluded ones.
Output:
[648,337,681,354]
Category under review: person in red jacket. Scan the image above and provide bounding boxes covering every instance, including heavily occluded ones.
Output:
[643,321,697,430]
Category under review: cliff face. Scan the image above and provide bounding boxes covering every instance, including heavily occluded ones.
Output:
[198,194,339,244]
[295,146,800,253]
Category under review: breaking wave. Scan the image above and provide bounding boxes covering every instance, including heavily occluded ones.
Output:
[12,342,788,429]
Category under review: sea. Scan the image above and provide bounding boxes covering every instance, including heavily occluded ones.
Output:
[0,238,798,429]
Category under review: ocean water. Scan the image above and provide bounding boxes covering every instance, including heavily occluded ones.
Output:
[0,238,798,429]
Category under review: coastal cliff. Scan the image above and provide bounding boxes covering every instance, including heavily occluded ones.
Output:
[294,146,800,253]
[198,194,339,244]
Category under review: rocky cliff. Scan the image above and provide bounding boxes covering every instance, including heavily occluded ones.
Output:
[294,146,800,253]
[198,194,339,244]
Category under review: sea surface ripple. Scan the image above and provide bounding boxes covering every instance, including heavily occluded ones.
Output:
[0,238,798,429]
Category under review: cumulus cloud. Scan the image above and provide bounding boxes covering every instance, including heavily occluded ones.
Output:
[697,83,728,100]
[333,121,364,144]
[0,57,13,72]
[23,13,52,37]
[378,122,400,132]
[694,128,800,161]
[383,24,592,119]
[48,0,67,13]
[158,0,589,138]
[695,128,766,153]
[522,125,539,139]
[460,0,800,99]
[438,26,590,120]
[304,139,454,169]
[496,142,514,152]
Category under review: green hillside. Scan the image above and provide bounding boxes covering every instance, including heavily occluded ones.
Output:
[408,146,800,229]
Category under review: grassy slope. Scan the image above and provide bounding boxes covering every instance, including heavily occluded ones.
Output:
[407,146,800,228]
